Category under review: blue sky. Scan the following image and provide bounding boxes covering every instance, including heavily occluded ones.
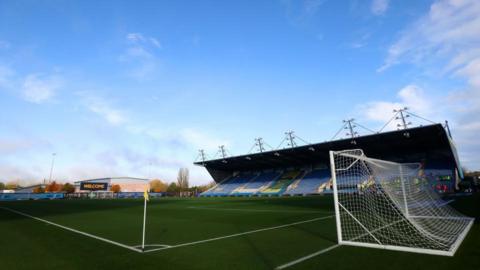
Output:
[1,0,479,185]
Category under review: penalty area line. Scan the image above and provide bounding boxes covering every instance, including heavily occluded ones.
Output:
[0,206,142,253]
[144,215,334,253]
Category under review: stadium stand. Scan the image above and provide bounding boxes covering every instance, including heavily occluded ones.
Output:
[201,169,335,197]
[261,170,301,195]
[421,159,457,193]
[200,163,460,197]
[285,169,331,195]
[202,174,256,196]
[233,171,281,195]
[197,124,464,197]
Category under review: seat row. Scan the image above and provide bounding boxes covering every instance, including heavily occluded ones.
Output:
[200,169,332,197]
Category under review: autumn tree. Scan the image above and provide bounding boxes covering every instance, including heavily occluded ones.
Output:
[167,182,179,193]
[32,186,45,193]
[45,181,62,193]
[198,181,216,192]
[176,168,189,191]
[150,179,167,192]
[62,183,75,193]
[5,182,19,190]
[110,184,121,193]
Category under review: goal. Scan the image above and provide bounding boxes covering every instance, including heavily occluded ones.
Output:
[329,149,474,256]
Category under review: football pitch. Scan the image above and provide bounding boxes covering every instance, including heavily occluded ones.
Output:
[1,195,479,270]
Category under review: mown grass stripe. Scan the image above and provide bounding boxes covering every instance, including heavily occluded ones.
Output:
[0,206,142,253]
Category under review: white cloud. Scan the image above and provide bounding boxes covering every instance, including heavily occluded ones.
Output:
[362,100,403,123]
[397,85,431,113]
[0,164,39,185]
[360,85,434,130]
[371,0,389,16]
[126,33,161,48]
[377,0,480,169]
[379,0,480,73]
[0,137,52,184]
[120,33,162,80]
[126,33,145,43]
[180,128,230,153]
[456,58,480,88]
[149,37,162,49]
[124,46,152,59]
[350,33,371,49]
[22,74,62,104]
[456,121,480,132]
[127,124,230,153]
[0,137,50,155]
[81,94,128,126]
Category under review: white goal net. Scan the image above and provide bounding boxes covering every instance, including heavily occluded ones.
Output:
[329,149,474,256]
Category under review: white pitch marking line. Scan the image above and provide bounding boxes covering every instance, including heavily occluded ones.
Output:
[0,207,142,253]
[187,206,327,214]
[144,215,334,253]
[132,244,171,248]
[275,244,340,270]
[275,219,407,269]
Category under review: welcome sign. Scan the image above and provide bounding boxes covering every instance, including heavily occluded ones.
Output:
[80,182,108,191]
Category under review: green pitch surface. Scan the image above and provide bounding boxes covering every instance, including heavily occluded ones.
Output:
[1,195,479,270]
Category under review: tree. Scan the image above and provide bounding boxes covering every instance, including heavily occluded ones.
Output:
[32,186,45,193]
[45,181,62,193]
[5,182,19,190]
[176,168,189,191]
[110,184,121,193]
[62,183,75,193]
[0,182,5,190]
[167,182,179,193]
[198,181,216,192]
[150,179,167,192]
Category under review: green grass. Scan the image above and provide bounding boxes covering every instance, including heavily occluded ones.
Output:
[0,195,479,270]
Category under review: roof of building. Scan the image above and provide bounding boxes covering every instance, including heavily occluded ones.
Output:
[194,124,460,174]
[74,177,148,184]
[15,184,46,191]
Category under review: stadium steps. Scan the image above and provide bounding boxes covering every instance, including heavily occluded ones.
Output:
[285,169,331,195]
[260,171,302,195]
[317,178,333,193]
[204,175,233,193]
[235,171,281,195]
[286,171,307,192]
[231,173,261,194]
[201,174,255,196]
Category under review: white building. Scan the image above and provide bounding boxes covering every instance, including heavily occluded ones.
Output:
[74,177,149,193]
[15,184,46,193]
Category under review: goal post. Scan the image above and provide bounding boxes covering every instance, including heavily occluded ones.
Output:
[329,149,474,256]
